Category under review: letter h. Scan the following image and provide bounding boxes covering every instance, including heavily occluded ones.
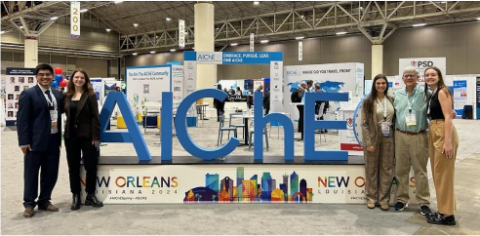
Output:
[253,91,294,161]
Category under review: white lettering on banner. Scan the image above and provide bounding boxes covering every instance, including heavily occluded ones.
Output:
[250,33,254,52]
[298,42,303,62]
[178,20,185,48]
[70,2,80,39]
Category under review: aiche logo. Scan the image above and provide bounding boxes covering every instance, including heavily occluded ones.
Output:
[286,70,299,76]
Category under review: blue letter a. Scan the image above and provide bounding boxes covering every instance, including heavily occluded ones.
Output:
[99,92,152,161]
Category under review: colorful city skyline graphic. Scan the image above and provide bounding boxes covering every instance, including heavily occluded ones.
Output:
[183,167,313,203]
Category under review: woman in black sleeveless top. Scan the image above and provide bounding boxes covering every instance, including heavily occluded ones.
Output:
[424,66,459,225]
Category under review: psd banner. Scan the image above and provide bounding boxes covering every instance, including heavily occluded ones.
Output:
[81,164,418,204]
[398,58,446,86]
[126,65,171,119]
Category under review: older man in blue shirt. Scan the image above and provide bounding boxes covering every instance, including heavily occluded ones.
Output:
[393,66,432,216]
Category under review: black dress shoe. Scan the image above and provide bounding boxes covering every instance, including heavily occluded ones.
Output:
[71,193,81,210]
[427,211,456,226]
[85,193,103,207]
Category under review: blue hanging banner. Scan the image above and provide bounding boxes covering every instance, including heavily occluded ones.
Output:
[184,51,283,64]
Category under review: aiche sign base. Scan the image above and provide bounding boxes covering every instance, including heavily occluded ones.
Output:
[81,156,369,204]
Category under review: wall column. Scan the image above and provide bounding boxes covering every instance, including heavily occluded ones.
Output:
[371,44,383,77]
[194,2,216,106]
[24,35,39,68]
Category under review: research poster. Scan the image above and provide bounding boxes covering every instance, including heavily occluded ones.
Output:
[5,68,36,123]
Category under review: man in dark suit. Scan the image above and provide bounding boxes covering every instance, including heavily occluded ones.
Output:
[17,64,63,218]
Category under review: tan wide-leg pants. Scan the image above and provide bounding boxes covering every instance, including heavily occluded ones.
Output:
[364,134,395,205]
[395,130,430,205]
[429,120,458,216]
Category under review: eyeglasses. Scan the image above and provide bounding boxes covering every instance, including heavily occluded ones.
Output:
[37,73,53,77]
[403,74,416,78]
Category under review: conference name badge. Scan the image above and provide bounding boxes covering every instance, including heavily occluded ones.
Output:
[381,122,390,137]
[405,113,417,126]
[50,110,58,133]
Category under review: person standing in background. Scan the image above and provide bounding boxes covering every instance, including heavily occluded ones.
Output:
[214,84,226,122]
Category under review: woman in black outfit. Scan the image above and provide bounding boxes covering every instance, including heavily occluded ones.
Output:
[63,68,103,210]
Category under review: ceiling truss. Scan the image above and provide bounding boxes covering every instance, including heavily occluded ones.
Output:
[118,1,480,53]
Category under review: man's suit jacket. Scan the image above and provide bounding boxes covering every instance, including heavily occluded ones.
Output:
[63,92,100,140]
[17,85,63,152]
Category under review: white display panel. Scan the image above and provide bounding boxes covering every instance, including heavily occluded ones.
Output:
[126,66,171,118]
[283,63,364,121]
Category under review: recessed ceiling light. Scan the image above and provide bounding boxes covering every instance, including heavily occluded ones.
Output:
[170,49,176,52]
[150,51,155,54]
[413,23,426,27]
[19,26,24,29]
[336,31,347,35]
[106,28,111,32]
[300,15,305,19]
[80,9,88,13]
[295,36,305,40]
[230,43,238,46]
[50,16,58,20]
[254,1,260,5]
[0,31,5,34]
[477,17,480,21]
[133,23,138,27]
[114,1,123,4]
[166,17,171,21]
[260,39,269,43]
[132,52,138,56]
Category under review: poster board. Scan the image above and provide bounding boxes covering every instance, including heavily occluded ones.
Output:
[126,65,171,119]
[4,67,36,125]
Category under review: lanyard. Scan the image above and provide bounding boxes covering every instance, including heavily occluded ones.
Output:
[44,90,56,109]
[406,88,415,113]
[377,98,388,121]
